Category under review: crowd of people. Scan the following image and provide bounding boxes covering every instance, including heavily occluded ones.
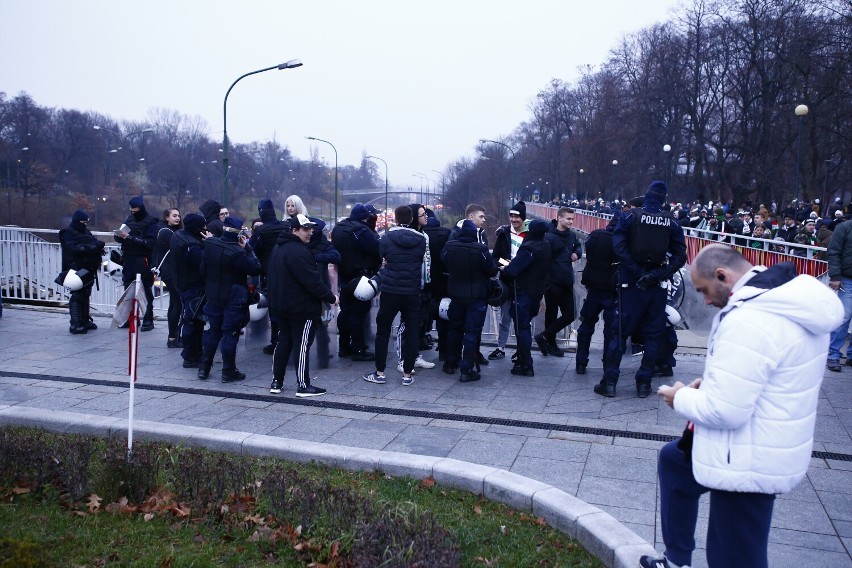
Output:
[55,184,848,399]
[53,181,850,568]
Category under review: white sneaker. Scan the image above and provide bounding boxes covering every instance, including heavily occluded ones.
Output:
[397,362,417,374]
[414,355,435,368]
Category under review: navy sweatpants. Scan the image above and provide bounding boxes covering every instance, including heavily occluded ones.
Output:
[657,440,775,568]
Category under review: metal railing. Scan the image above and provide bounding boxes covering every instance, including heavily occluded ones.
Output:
[0,226,170,316]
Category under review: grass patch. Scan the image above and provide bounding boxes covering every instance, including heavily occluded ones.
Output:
[0,426,603,567]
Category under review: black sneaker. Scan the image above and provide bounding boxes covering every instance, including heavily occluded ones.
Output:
[475,352,489,366]
[534,332,549,356]
[639,554,680,568]
[548,341,565,357]
[140,320,155,332]
[197,367,210,380]
[69,325,88,335]
[262,343,276,355]
[442,362,458,375]
[827,359,842,372]
[351,350,376,362]
[487,348,505,360]
[576,364,587,375]
[511,351,520,363]
[182,359,199,368]
[296,385,327,397]
[269,378,283,394]
[637,382,653,398]
[459,369,481,383]
[221,369,246,383]
[846,358,852,367]
[167,337,182,348]
[84,318,98,330]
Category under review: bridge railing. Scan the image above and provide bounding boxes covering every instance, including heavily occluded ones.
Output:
[0,226,170,315]
[526,203,828,278]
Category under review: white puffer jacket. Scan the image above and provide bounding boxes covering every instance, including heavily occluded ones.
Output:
[674,264,842,494]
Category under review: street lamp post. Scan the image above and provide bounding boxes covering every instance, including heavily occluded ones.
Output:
[306,136,337,223]
[794,104,809,202]
[662,144,672,187]
[431,169,446,222]
[413,173,428,206]
[611,160,618,201]
[480,138,515,215]
[222,59,303,208]
[366,154,388,216]
[578,168,584,200]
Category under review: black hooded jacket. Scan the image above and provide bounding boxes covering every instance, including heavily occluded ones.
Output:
[60,220,104,272]
[379,227,427,296]
[267,231,336,320]
[199,200,224,237]
[116,207,158,260]
[441,225,497,302]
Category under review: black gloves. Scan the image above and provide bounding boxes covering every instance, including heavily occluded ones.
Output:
[636,273,660,290]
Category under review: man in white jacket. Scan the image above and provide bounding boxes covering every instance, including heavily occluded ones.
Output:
[642,244,842,568]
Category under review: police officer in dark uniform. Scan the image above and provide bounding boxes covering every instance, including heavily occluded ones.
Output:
[247,198,289,354]
[596,180,686,398]
[59,209,105,334]
[198,215,261,382]
[575,211,621,375]
[114,196,159,331]
[500,219,552,377]
[170,213,209,369]
[441,219,498,381]
[331,203,381,361]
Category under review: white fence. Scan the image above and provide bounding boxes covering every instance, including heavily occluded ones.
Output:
[0,226,170,316]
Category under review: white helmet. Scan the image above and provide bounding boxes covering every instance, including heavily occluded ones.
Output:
[63,269,85,291]
[354,275,380,301]
[249,293,269,322]
[438,297,452,320]
[665,305,682,326]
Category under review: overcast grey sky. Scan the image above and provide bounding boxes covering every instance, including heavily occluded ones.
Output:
[2,0,679,191]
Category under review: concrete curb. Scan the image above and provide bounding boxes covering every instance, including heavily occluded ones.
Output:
[0,405,657,568]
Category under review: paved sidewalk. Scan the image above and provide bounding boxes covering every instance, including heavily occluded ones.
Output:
[0,306,850,568]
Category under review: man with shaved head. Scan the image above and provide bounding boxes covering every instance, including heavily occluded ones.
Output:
[641,244,841,568]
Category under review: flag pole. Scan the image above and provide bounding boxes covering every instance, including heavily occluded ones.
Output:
[127,273,142,458]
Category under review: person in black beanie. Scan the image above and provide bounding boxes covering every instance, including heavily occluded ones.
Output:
[198,215,261,382]
[500,218,552,376]
[331,203,381,360]
[60,209,105,334]
[170,213,210,369]
[199,199,224,237]
[596,180,686,398]
[115,195,159,331]
[441,219,498,381]
[422,207,451,357]
[248,198,289,354]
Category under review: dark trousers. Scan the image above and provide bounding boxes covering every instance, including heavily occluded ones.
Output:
[375,292,420,373]
[657,440,775,568]
[604,284,666,385]
[575,289,618,370]
[446,299,487,373]
[338,284,372,353]
[510,291,541,367]
[658,325,678,368]
[163,278,182,338]
[201,291,248,371]
[272,317,318,389]
[542,282,575,340]
[179,288,204,363]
